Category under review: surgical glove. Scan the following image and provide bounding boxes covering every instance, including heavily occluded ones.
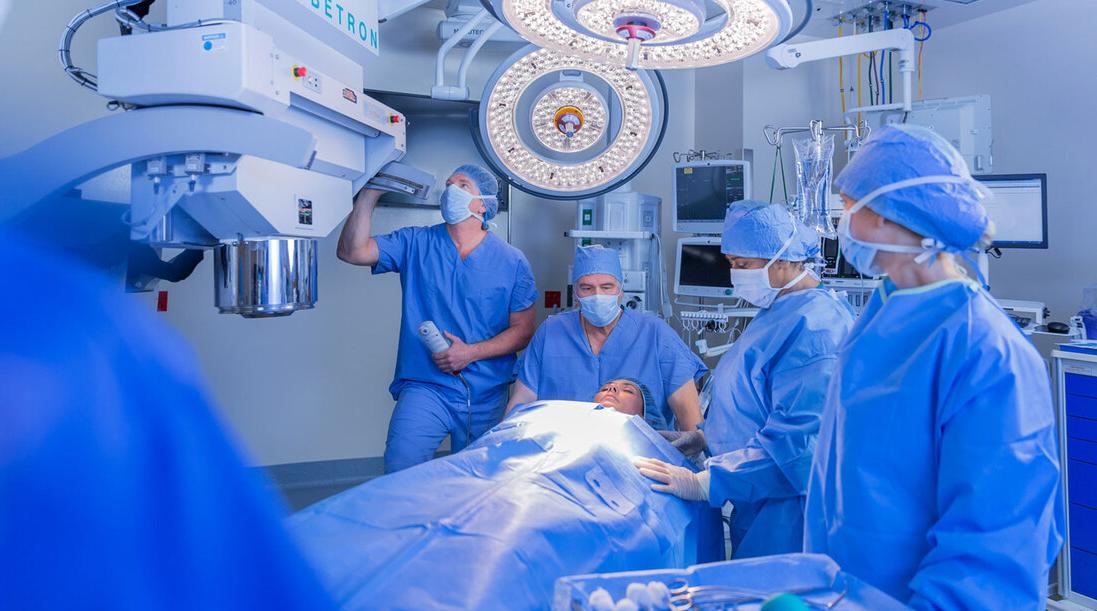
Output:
[633,457,710,502]
[658,430,708,460]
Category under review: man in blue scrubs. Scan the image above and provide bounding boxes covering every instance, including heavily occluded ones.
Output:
[634,201,854,559]
[507,246,705,431]
[338,164,538,473]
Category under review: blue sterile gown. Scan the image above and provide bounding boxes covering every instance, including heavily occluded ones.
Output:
[805,278,1065,609]
[372,223,538,472]
[518,309,706,430]
[0,233,334,611]
[703,287,854,559]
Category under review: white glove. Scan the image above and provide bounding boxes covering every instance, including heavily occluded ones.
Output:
[633,457,710,502]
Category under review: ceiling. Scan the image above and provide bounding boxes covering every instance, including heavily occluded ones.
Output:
[793,0,1037,38]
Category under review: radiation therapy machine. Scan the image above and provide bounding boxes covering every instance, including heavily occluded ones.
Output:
[0,0,432,317]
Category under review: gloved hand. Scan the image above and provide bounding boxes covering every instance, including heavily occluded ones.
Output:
[658,429,708,460]
[633,457,710,502]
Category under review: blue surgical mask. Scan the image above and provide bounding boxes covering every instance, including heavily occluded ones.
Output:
[836,211,886,277]
[579,293,622,327]
[440,184,494,226]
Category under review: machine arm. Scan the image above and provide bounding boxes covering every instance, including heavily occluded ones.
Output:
[0,106,317,224]
[765,29,916,112]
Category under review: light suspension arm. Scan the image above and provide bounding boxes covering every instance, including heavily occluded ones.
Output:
[766,29,915,113]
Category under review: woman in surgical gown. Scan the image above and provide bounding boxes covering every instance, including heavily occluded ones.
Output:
[804,125,1063,609]
[636,201,854,559]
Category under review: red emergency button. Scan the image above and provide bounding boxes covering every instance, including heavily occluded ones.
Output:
[389,114,401,124]
[292,65,308,78]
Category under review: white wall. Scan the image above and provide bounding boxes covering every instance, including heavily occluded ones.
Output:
[918,0,1096,321]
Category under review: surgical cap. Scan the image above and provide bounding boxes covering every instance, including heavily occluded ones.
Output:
[618,377,656,417]
[720,199,820,261]
[572,245,623,284]
[452,164,500,220]
[833,124,990,251]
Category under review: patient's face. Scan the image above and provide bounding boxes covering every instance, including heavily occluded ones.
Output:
[593,380,644,416]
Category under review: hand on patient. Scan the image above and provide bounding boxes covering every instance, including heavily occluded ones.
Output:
[658,430,708,461]
[633,457,710,502]
[432,331,478,374]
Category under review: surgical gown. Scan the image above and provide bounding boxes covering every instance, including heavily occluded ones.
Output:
[373,223,538,471]
[518,309,706,429]
[804,278,1064,609]
[0,233,333,610]
[703,287,854,559]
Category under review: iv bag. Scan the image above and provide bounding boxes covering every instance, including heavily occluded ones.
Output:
[793,134,836,238]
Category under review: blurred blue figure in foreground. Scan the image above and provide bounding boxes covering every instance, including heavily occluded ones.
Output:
[0,231,333,610]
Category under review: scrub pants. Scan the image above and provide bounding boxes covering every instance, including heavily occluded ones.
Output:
[383,382,506,474]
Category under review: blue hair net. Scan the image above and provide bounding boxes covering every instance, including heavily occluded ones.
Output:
[618,377,657,418]
[833,124,990,251]
[720,199,820,261]
[452,164,500,220]
[571,245,623,284]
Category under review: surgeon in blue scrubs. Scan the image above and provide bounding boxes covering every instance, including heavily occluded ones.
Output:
[507,245,705,431]
[804,125,1062,608]
[634,201,854,559]
[0,232,334,610]
[338,164,538,473]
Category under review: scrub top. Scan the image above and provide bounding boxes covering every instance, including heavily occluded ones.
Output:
[0,233,334,611]
[373,224,538,403]
[805,278,1064,609]
[703,286,854,558]
[518,309,706,429]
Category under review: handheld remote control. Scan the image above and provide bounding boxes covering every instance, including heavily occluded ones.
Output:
[418,320,451,353]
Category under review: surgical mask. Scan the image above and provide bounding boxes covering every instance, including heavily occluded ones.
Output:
[440,184,495,226]
[837,175,985,277]
[579,293,622,327]
[729,226,810,309]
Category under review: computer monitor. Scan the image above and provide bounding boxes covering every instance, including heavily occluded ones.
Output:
[674,237,734,298]
[974,174,1048,249]
[673,160,751,234]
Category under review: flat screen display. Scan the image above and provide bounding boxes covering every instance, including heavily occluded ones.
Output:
[975,174,1048,248]
[675,165,746,224]
[679,243,732,289]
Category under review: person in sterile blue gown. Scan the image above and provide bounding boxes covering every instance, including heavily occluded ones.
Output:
[634,200,854,559]
[338,165,538,473]
[805,125,1063,608]
[507,245,706,431]
[0,232,334,610]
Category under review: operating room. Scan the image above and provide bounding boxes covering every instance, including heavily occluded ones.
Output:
[2,0,1095,609]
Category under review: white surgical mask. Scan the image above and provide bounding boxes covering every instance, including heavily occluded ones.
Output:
[440,184,495,226]
[579,293,622,327]
[729,227,809,309]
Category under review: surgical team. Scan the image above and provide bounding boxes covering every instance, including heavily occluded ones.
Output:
[339,123,1063,608]
[2,123,1062,609]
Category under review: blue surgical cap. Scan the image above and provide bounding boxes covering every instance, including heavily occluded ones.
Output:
[618,377,656,417]
[572,245,623,284]
[833,124,989,251]
[720,199,820,261]
[452,164,500,220]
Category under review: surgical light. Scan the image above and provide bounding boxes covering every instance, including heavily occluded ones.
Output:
[474,45,667,200]
[481,0,793,70]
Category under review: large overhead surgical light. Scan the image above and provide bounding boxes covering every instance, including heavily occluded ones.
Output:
[480,0,794,70]
[473,45,667,200]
